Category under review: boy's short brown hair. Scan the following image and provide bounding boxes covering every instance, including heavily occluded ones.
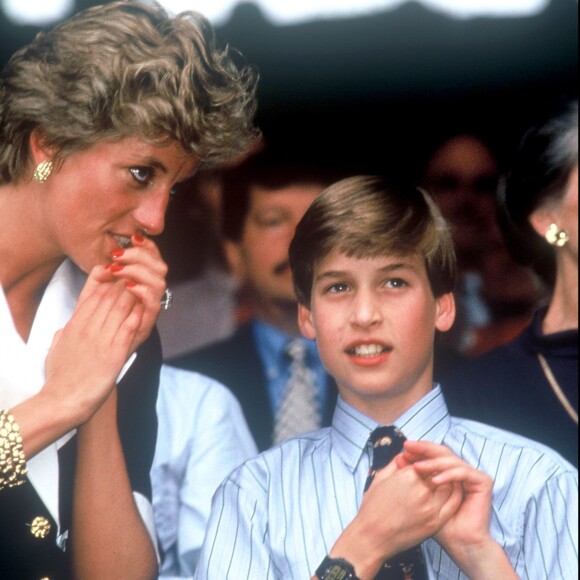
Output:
[289,175,456,305]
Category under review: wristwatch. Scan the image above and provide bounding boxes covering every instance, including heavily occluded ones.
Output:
[315,556,360,580]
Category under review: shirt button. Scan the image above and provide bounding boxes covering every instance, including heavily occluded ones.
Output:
[29,516,51,539]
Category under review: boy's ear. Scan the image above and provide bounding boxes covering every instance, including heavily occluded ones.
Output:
[434,292,456,333]
[224,240,246,281]
[297,302,316,340]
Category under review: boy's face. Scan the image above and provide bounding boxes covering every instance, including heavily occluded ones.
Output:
[226,183,324,307]
[298,250,455,422]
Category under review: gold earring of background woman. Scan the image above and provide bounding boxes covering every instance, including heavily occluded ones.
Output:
[32,160,53,183]
[545,223,570,247]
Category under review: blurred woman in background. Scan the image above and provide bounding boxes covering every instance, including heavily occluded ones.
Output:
[443,96,578,466]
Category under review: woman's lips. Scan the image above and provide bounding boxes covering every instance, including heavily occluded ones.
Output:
[112,234,132,249]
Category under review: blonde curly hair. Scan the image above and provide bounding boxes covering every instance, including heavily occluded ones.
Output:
[0,0,259,184]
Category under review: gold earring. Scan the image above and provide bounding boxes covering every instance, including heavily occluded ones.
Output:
[32,160,53,183]
[545,223,570,247]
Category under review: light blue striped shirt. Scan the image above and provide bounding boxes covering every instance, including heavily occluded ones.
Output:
[194,386,578,579]
[152,365,258,578]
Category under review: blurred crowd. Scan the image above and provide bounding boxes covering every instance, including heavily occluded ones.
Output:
[156,127,548,364]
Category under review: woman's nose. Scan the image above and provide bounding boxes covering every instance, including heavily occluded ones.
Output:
[133,191,168,236]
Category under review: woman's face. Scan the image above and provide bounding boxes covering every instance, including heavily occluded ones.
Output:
[39,136,198,273]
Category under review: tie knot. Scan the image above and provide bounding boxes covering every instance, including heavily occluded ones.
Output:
[286,339,308,365]
[369,426,406,470]
[370,425,406,447]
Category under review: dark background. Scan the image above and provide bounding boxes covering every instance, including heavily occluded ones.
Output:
[1,0,577,177]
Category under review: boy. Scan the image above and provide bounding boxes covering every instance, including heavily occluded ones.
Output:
[194,176,577,579]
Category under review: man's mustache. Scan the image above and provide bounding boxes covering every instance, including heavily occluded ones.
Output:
[273,260,291,276]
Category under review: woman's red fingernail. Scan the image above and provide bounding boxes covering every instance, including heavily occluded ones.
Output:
[125,280,137,288]
[109,264,124,273]
[133,234,145,244]
[112,250,125,259]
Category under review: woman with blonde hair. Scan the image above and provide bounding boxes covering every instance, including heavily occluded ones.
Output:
[0,1,258,577]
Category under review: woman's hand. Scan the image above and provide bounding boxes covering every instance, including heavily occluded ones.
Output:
[43,267,144,424]
[104,234,167,353]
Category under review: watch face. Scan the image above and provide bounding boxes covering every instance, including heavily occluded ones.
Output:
[325,564,350,580]
[316,556,357,580]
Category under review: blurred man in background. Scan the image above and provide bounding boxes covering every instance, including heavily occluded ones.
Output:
[170,145,340,450]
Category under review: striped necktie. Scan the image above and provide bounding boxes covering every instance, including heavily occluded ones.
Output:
[272,339,321,445]
[365,426,429,580]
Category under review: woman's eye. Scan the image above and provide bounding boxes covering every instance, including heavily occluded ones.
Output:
[129,167,152,184]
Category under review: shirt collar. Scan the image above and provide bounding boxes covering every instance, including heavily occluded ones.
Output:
[331,385,451,472]
[1,260,85,408]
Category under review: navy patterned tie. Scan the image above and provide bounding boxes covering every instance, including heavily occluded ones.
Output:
[365,426,429,580]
